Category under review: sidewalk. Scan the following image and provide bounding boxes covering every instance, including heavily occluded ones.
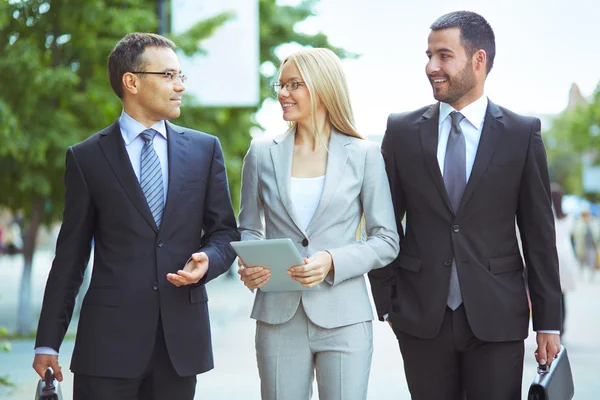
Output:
[2,250,599,399]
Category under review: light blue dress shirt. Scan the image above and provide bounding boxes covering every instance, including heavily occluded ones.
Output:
[119,110,169,204]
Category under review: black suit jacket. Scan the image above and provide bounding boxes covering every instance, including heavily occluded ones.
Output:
[35,121,240,378]
[369,100,561,342]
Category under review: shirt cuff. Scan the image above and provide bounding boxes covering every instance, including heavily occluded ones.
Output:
[383,313,389,321]
[536,330,560,335]
[35,347,59,356]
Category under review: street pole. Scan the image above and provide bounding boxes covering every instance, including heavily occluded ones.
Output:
[157,0,167,35]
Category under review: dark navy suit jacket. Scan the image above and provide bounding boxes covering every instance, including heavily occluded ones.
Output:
[35,120,240,378]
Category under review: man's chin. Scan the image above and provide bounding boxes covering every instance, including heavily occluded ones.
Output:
[432,89,451,104]
[431,87,444,101]
[169,109,181,119]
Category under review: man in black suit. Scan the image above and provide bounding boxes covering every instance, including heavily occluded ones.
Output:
[369,11,562,399]
[32,33,240,399]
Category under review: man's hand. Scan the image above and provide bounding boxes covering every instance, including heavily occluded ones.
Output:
[535,332,561,367]
[238,258,271,290]
[32,354,63,382]
[288,251,332,288]
[167,252,209,287]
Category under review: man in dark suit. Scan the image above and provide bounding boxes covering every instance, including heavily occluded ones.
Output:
[368,11,562,399]
[32,32,239,400]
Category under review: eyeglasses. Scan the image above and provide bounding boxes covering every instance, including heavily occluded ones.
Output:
[272,80,305,93]
[131,71,187,83]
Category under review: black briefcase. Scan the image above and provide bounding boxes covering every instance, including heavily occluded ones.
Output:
[528,346,574,400]
[34,367,63,400]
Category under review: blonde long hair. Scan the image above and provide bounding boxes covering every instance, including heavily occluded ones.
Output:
[279,48,363,143]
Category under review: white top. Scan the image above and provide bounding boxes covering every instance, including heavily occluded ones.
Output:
[119,110,169,204]
[437,95,488,181]
[290,175,326,231]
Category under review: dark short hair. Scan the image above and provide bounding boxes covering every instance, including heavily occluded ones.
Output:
[430,11,495,75]
[108,32,176,98]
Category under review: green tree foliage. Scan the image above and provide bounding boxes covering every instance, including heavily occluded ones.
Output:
[0,0,351,335]
[0,0,231,335]
[545,83,600,195]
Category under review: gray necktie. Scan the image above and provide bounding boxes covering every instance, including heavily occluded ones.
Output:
[140,129,164,228]
[444,111,466,310]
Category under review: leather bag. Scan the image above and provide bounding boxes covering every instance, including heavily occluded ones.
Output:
[527,346,574,400]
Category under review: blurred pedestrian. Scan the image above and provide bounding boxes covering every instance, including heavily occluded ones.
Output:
[32,32,239,400]
[237,48,399,399]
[368,11,562,400]
[3,218,23,255]
[573,206,600,280]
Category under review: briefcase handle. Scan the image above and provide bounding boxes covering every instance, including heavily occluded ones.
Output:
[43,368,56,391]
[536,346,562,374]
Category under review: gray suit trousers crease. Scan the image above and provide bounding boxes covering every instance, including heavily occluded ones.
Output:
[256,303,373,400]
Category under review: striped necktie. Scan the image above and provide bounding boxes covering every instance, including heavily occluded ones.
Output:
[140,129,164,228]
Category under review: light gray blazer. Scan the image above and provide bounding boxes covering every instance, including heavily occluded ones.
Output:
[238,127,399,329]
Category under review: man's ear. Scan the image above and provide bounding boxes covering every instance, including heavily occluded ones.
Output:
[122,72,139,95]
[474,49,487,73]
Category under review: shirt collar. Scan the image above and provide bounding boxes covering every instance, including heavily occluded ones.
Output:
[119,110,168,145]
[439,95,488,130]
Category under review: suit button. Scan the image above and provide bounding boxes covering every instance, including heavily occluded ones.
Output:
[452,225,460,233]
[152,283,159,291]
[157,240,164,247]
[302,238,309,247]
[444,260,452,266]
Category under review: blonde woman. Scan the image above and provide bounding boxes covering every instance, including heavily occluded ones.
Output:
[237,48,399,399]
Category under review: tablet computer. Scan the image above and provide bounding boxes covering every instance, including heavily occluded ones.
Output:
[230,238,319,292]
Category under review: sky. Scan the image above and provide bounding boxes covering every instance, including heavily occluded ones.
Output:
[256,0,600,138]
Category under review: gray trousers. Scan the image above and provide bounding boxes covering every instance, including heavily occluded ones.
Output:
[255,303,373,400]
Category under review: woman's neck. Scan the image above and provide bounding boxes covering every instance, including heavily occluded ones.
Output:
[295,118,331,150]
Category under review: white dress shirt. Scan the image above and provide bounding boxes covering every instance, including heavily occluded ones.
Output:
[36,112,171,356]
[437,96,488,181]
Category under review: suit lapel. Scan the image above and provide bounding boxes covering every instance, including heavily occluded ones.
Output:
[159,122,190,232]
[98,121,158,232]
[307,129,350,231]
[270,128,305,234]
[457,101,503,214]
[419,104,454,214]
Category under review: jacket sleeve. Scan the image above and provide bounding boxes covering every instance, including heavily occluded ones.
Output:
[368,115,406,321]
[516,118,562,331]
[196,137,241,285]
[35,147,94,351]
[238,139,265,242]
[325,142,400,287]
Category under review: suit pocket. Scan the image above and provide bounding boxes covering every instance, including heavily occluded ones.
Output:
[397,254,422,272]
[485,163,522,175]
[189,286,208,304]
[489,254,523,274]
[82,289,120,307]
[181,178,206,192]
